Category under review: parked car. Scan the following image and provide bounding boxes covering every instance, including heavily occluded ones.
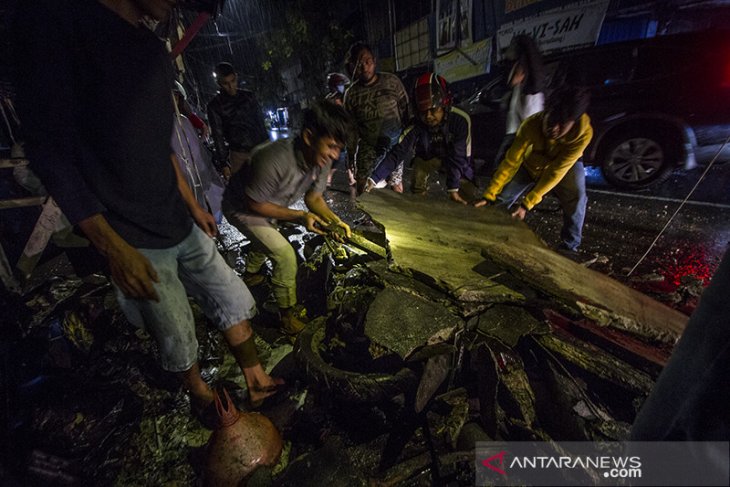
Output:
[459,30,730,190]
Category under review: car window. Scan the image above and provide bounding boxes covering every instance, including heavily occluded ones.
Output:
[635,45,702,81]
[467,77,508,105]
[552,47,635,87]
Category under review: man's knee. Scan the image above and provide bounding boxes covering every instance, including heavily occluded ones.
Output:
[270,243,298,278]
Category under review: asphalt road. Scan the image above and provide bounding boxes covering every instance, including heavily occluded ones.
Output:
[547,163,730,279]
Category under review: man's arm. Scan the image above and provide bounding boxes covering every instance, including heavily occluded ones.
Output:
[78,215,160,301]
[247,198,327,236]
[521,124,593,210]
[369,125,418,186]
[206,100,229,171]
[444,110,471,193]
[304,191,351,238]
[395,77,410,125]
[481,118,534,202]
[13,2,106,224]
[171,153,217,236]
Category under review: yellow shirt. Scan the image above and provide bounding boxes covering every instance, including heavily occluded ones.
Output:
[483,112,593,210]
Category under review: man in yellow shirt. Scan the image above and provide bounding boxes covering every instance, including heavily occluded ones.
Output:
[475,87,592,251]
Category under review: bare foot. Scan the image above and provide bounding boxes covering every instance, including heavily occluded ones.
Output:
[249,377,285,407]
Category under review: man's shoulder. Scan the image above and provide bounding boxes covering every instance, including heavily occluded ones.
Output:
[521,112,544,133]
[252,138,294,165]
[207,94,223,109]
[449,107,471,125]
[236,89,259,102]
[378,72,405,88]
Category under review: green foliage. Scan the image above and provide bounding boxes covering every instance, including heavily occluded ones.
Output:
[258,0,354,107]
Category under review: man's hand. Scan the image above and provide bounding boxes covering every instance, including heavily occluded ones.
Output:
[78,214,160,301]
[327,219,352,242]
[511,206,527,221]
[363,178,377,193]
[449,191,468,205]
[473,197,493,208]
[192,206,218,237]
[300,211,327,235]
[107,241,160,301]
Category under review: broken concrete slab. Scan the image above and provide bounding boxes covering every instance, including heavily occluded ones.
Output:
[358,191,687,343]
[358,191,539,303]
[364,287,463,359]
[481,243,687,342]
[475,304,549,348]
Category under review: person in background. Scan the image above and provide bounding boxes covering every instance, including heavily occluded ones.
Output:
[223,101,352,339]
[325,72,348,107]
[475,86,592,252]
[172,82,225,223]
[365,72,476,204]
[207,62,269,179]
[344,42,409,194]
[14,0,282,421]
[492,34,546,172]
[324,72,351,186]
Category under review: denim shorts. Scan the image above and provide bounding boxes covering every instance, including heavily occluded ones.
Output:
[114,225,256,372]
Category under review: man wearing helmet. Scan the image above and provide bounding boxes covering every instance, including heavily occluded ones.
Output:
[343,42,410,194]
[325,72,349,107]
[365,73,476,204]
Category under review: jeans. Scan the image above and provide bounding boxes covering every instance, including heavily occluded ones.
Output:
[113,225,256,372]
[496,161,587,250]
[224,211,298,309]
[411,157,442,194]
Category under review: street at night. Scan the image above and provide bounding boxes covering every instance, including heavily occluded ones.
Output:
[1,0,730,485]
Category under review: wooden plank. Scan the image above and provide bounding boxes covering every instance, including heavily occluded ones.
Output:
[16,197,64,279]
[0,196,45,209]
[0,158,30,169]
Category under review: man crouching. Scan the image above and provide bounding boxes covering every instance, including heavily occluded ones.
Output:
[223,101,353,337]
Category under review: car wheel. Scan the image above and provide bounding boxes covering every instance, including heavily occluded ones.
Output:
[599,131,677,190]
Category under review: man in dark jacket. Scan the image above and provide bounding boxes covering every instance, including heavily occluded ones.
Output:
[14,0,281,420]
[366,73,476,204]
[207,62,269,177]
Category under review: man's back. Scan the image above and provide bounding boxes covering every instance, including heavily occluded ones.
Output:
[14,0,190,248]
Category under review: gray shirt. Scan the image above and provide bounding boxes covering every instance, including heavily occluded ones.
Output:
[224,138,329,214]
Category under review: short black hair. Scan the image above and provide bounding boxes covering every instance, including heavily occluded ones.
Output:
[214,62,235,78]
[302,100,354,146]
[544,86,590,125]
[345,41,374,77]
